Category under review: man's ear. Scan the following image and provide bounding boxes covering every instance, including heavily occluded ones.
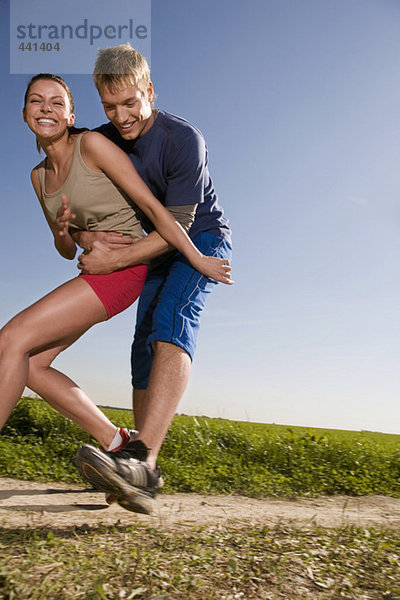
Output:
[147,81,154,103]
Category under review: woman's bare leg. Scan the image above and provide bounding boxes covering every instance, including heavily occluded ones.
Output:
[27,342,118,449]
[0,277,117,448]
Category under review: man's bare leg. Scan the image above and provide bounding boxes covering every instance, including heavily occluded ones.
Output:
[75,340,190,513]
[133,341,191,470]
[132,388,147,431]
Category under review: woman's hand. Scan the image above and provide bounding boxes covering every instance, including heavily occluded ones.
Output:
[196,256,234,285]
[55,194,76,237]
[50,193,77,260]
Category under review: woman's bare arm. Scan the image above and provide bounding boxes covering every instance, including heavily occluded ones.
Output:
[80,132,232,284]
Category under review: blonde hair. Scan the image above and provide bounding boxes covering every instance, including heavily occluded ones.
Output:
[93,44,153,102]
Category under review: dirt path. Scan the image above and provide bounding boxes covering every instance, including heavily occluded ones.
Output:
[0,477,399,531]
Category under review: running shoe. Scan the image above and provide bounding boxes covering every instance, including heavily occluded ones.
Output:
[104,428,138,505]
[76,439,161,515]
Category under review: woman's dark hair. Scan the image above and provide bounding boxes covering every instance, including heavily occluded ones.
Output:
[24,73,88,153]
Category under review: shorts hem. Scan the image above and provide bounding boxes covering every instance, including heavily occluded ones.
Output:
[147,336,194,362]
[78,275,111,320]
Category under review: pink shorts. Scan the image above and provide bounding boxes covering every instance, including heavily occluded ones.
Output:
[80,264,148,319]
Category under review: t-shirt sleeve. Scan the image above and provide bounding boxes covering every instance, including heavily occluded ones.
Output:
[164,129,207,207]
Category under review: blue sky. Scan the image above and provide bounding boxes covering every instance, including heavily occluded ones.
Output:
[1,0,400,434]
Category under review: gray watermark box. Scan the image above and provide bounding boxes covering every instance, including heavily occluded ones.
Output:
[10,0,151,74]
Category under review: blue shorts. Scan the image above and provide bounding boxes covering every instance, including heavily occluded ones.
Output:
[131,231,232,389]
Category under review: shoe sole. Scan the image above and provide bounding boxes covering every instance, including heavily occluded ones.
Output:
[76,445,154,515]
[106,477,163,506]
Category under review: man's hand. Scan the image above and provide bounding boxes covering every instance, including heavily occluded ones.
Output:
[55,194,76,237]
[76,230,180,274]
[77,240,125,274]
[71,230,134,252]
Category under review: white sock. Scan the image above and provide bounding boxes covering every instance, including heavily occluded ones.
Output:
[107,428,125,452]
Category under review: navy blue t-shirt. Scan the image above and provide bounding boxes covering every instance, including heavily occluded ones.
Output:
[95,110,231,241]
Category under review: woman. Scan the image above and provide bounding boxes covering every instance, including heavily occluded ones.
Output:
[0,74,232,453]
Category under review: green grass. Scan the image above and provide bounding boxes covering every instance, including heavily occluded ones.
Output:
[0,522,399,599]
[1,398,400,599]
[1,397,399,498]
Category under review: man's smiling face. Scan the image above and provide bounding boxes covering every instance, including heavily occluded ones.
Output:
[99,82,154,140]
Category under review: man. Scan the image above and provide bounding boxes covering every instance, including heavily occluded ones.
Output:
[76,44,232,514]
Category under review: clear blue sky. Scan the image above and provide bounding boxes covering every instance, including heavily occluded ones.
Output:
[1,0,400,434]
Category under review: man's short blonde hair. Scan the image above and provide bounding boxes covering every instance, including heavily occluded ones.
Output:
[93,44,152,97]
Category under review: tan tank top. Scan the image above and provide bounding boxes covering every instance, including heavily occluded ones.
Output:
[36,133,144,241]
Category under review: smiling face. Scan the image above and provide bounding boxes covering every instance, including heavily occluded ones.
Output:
[98,82,154,140]
[23,79,75,142]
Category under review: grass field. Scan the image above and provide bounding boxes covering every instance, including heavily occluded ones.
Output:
[0,522,399,599]
[1,398,399,497]
[0,397,399,599]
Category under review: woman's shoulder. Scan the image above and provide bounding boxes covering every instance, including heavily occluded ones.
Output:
[79,130,110,151]
[30,162,45,196]
[79,130,119,172]
[79,130,124,171]
[31,159,46,181]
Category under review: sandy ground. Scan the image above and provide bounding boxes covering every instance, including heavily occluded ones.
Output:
[0,477,399,531]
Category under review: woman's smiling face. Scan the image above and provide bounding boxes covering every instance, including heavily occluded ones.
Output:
[23,78,75,140]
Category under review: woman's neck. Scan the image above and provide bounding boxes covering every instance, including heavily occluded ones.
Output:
[40,131,75,175]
